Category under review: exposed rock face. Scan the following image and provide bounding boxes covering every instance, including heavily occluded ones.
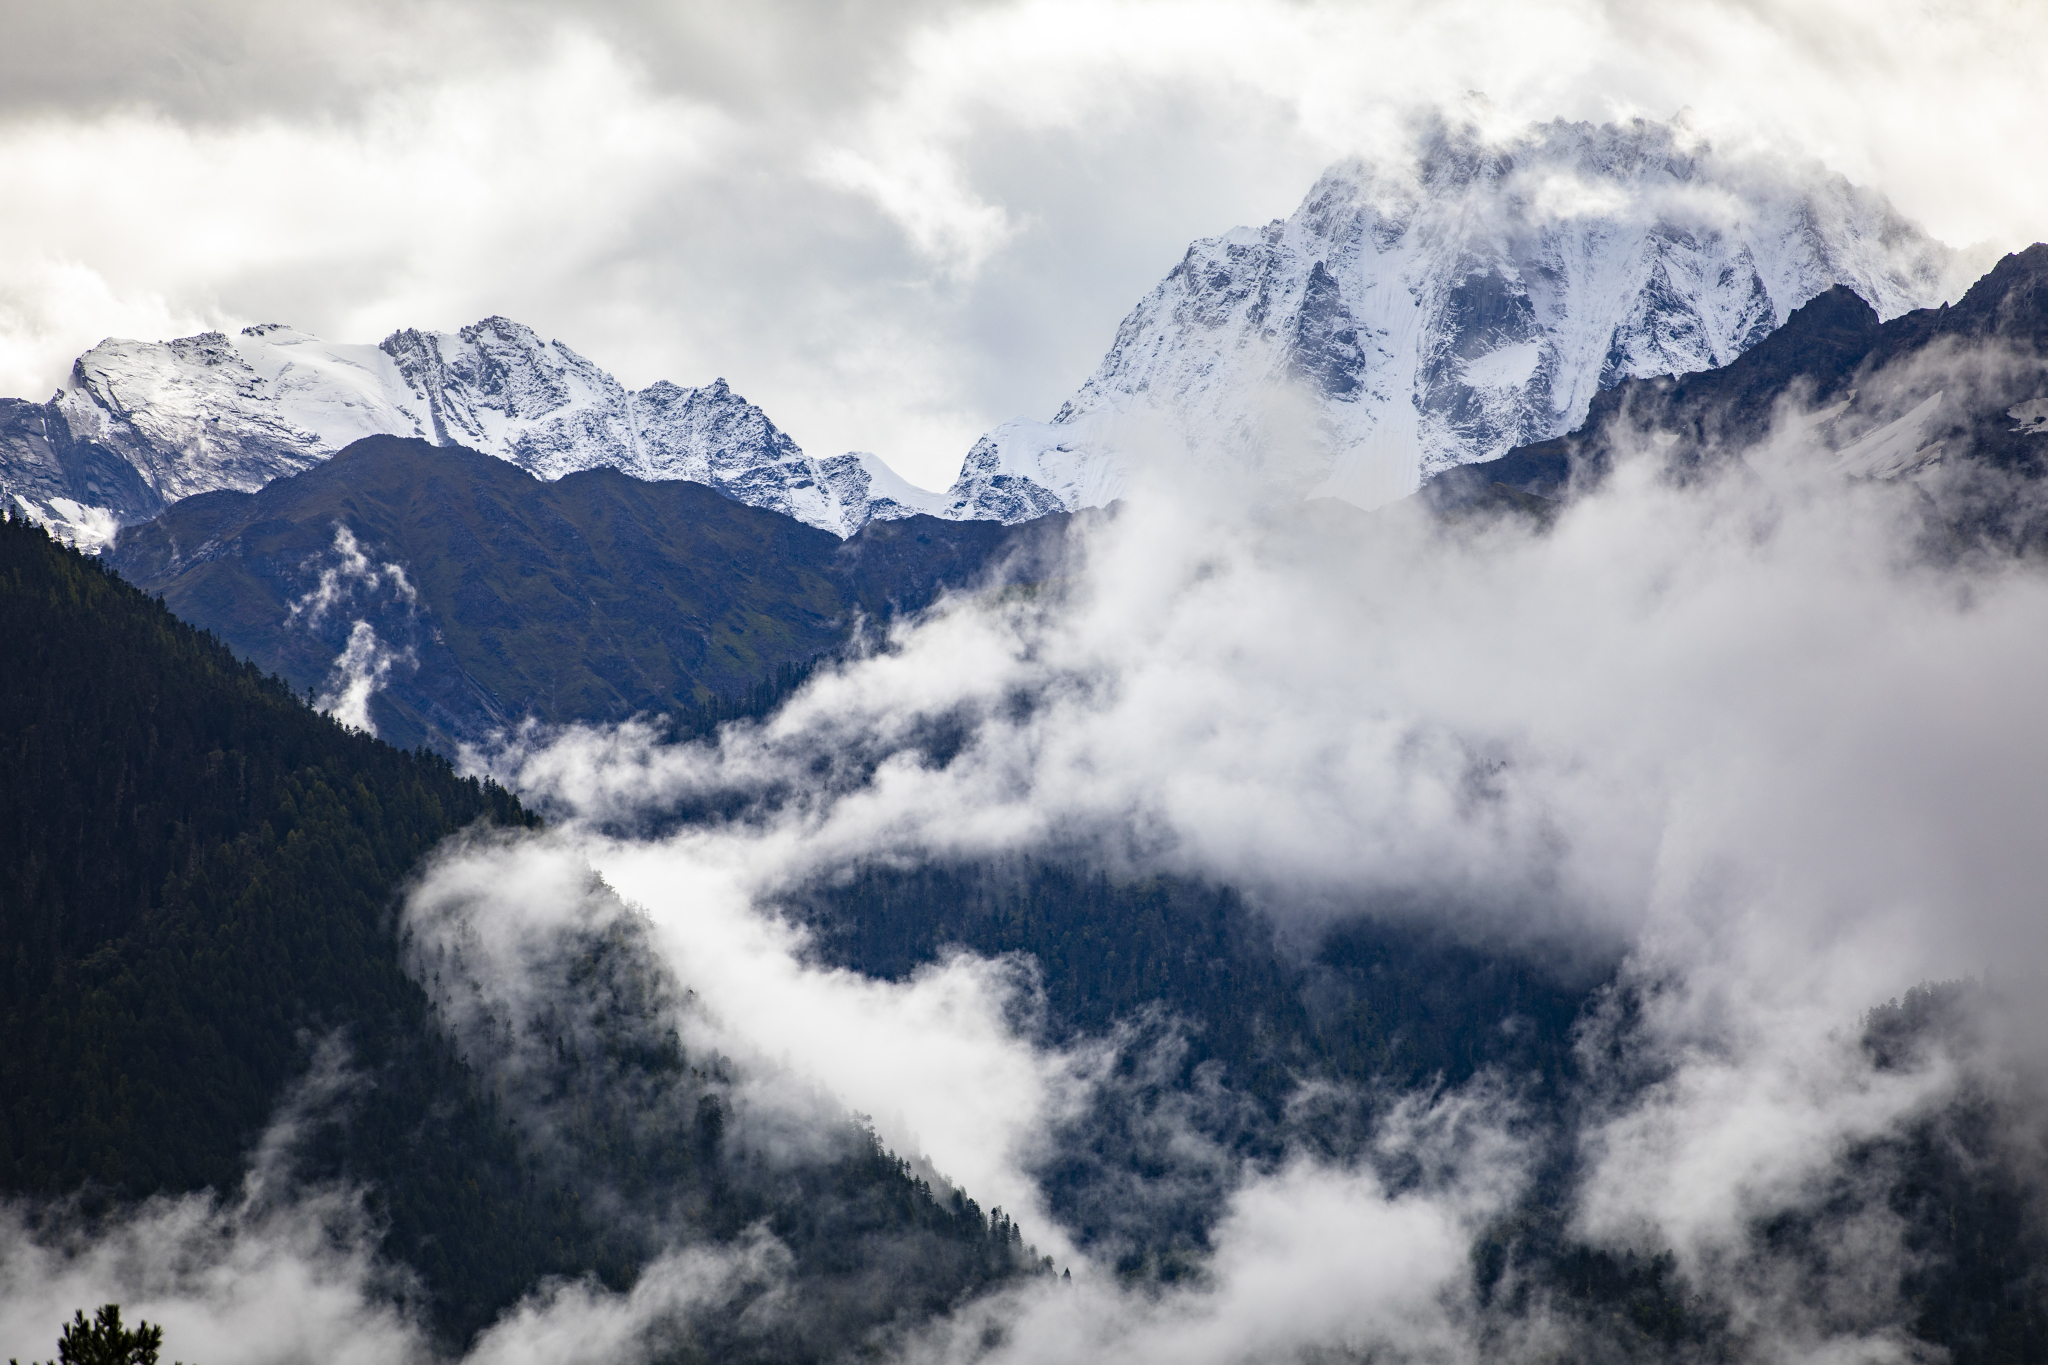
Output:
[1422,242,2048,546]
[0,397,159,551]
[943,114,1964,519]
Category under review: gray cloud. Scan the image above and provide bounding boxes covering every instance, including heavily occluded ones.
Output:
[3,1,2045,488]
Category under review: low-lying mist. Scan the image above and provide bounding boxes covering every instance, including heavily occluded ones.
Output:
[11,377,2048,1363]
[459,382,2048,1357]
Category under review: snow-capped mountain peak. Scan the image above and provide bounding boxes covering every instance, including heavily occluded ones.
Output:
[4,319,946,544]
[939,113,1968,520]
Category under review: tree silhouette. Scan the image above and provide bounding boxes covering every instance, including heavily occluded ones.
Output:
[9,1305,187,1365]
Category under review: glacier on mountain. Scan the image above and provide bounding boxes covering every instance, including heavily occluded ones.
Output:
[947,114,1967,518]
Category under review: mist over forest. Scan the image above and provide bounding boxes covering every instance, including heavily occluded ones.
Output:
[7,5,2048,1363]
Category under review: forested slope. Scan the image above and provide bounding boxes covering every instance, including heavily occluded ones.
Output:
[0,513,1045,1355]
[0,509,562,1334]
[107,437,1074,752]
[781,862,1597,1276]
[786,860,2048,1360]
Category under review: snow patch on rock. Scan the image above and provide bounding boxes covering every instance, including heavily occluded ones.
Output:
[12,318,939,541]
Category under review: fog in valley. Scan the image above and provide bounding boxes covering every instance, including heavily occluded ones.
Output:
[10,350,2048,1362]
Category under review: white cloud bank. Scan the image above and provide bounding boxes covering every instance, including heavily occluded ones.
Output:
[424,398,2048,1358]
[9,380,2047,1361]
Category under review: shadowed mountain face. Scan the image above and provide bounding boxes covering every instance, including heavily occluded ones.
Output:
[107,435,1072,752]
[0,397,165,539]
[1424,243,2048,544]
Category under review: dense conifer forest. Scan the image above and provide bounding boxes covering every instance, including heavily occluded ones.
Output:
[0,513,1044,1356]
[105,437,1073,754]
[784,862,2048,1360]
[6,505,2046,1363]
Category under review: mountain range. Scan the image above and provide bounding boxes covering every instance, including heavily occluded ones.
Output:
[957,114,1967,514]
[0,321,939,546]
[93,242,2048,762]
[0,115,1971,551]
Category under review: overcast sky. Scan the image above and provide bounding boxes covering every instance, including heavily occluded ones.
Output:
[1,0,2044,488]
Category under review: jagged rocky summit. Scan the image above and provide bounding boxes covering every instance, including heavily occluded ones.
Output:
[0,318,946,548]
[0,114,1971,549]
[1422,242,2048,547]
[954,113,1967,516]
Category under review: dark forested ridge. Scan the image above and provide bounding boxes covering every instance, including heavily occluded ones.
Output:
[0,513,1046,1356]
[106,437,1074,753]
[0,508,563,1336]
[0,508,530,1194]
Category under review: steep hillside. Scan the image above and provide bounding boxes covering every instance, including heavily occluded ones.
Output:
[106,436,1073,752]
[0,508,558,1333]
[0,511,1047,1354]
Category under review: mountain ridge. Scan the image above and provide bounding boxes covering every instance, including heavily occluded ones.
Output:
[957,113,1966,518]
[106,434,1076,753]
[4,318,944,547]
[1421,241,2048,534]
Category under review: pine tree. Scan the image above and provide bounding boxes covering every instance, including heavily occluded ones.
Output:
[9,1305,188,1365]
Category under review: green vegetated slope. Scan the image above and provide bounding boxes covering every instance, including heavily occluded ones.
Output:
[0,509,560,1333]
[0,514,1046,1356]
[786,864,2047,1359]
[107,437,1070,752]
